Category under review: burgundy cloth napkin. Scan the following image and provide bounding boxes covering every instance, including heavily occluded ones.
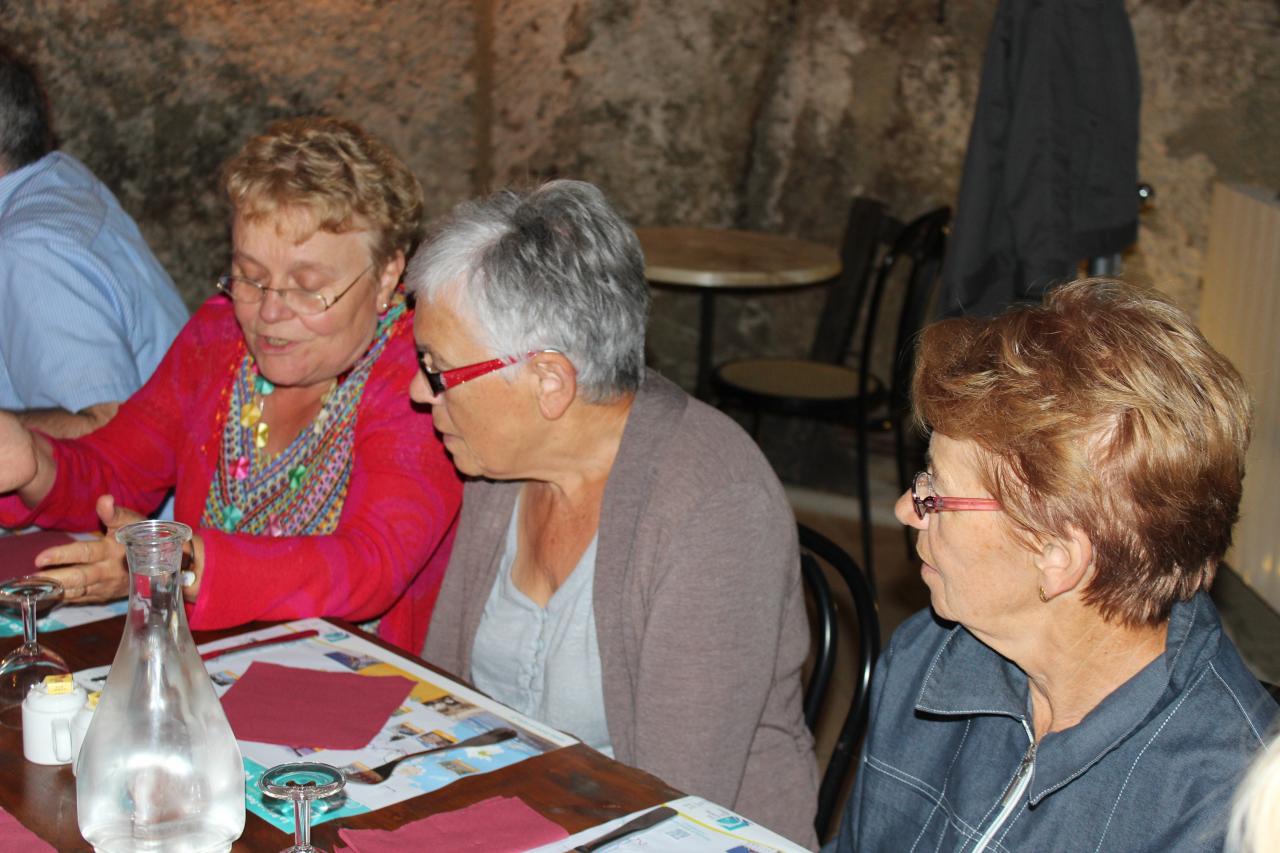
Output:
[220,661,414,749]
[0,530,76,582]
[336,795,569,852]
[0,805,57,852]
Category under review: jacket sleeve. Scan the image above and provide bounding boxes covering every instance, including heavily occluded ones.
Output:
[190,341,462,631]
[628,481,800,809]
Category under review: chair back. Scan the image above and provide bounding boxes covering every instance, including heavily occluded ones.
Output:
[857,206,949,407]
[798,523,880,841]
[855,207,949,493]
[809,198,897,364]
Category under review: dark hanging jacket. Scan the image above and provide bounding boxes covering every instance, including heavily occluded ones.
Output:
[940,0,1141,317]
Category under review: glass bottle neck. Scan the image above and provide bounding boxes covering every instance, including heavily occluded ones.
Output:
[127,568,185,637]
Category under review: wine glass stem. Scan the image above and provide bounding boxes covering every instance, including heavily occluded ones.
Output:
[20,597,38,650]
[293,797,312,849]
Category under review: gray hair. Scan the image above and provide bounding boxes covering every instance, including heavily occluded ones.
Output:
[405,180,649,402]
[1227,734,1280,853]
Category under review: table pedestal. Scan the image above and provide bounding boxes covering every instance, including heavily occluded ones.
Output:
[636,227,841,399]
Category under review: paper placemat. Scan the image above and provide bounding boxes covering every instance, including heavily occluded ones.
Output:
[74,618,578,833]
[526,796,810,853]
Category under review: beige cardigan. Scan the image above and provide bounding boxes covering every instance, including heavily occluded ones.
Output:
[424,370,819,848]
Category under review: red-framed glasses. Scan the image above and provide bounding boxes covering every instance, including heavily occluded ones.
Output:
[417,351,537,395]
[911,471,1002,519]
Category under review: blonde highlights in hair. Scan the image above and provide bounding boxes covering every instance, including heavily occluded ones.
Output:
[913,279,1251,626]
[221,117,424,268]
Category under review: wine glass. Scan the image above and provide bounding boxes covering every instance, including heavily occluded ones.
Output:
[259,762,346,853]
[0,575,69,727]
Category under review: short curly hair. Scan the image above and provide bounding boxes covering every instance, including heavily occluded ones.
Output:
[913,278,1251,627]
[221,116,424,267]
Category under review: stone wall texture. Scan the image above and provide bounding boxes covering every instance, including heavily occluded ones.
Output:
[3,0,477,305]
[3,0,1277,391]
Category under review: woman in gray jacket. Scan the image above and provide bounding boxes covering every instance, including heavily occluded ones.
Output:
[405,180,819,848]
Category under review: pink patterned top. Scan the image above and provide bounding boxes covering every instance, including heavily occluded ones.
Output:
[0,297,462,652]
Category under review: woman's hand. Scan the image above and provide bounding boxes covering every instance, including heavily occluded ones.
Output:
[33,495,143,603]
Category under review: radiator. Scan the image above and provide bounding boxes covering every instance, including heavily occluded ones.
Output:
[1200,183,1280,613]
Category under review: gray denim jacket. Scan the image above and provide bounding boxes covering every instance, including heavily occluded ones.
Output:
[836,592,1277,852]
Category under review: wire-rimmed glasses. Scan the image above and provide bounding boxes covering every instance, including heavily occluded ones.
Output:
[216,263,375,316]
[0,575,69,727]
[910,470,1003,519]
[259,762,346,853]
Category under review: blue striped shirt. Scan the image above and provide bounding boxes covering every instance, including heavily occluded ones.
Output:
[0,152,187,412]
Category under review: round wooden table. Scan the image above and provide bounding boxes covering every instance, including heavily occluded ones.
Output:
[635,227,841,398]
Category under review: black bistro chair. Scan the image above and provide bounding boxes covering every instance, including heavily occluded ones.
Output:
[715,204,950,591]
[798,522,880,841]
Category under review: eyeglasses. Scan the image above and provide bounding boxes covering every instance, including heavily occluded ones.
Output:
[215,263,375,316]
[417,350,549,395]
[911,471,1003,519]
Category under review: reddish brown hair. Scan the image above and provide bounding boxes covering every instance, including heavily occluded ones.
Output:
[913,278,1251,626]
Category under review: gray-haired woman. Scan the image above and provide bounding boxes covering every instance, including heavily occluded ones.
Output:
[408,180,819,847]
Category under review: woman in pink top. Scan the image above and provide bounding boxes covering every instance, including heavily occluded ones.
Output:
[0,117,461,652]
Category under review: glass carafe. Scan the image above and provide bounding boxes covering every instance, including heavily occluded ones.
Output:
[76,521,245,853]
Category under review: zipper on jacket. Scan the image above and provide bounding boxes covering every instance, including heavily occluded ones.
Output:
[972,732,1036,852]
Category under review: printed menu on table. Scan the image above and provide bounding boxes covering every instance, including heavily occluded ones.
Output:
[73,617,577,832]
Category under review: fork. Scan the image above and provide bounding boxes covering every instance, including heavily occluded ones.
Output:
[344,727,518,784]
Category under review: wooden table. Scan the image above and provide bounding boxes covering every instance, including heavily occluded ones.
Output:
[0,618,680,851]
[635,227,841,399]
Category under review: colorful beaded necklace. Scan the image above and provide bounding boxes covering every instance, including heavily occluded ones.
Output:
[201,298,407,536]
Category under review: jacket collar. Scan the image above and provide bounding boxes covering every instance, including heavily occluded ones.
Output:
[914,592,1221,803]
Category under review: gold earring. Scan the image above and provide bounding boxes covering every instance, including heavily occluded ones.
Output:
[1038,586,1049,603]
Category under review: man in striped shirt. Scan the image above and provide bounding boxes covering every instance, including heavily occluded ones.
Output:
[0,45,186,439]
